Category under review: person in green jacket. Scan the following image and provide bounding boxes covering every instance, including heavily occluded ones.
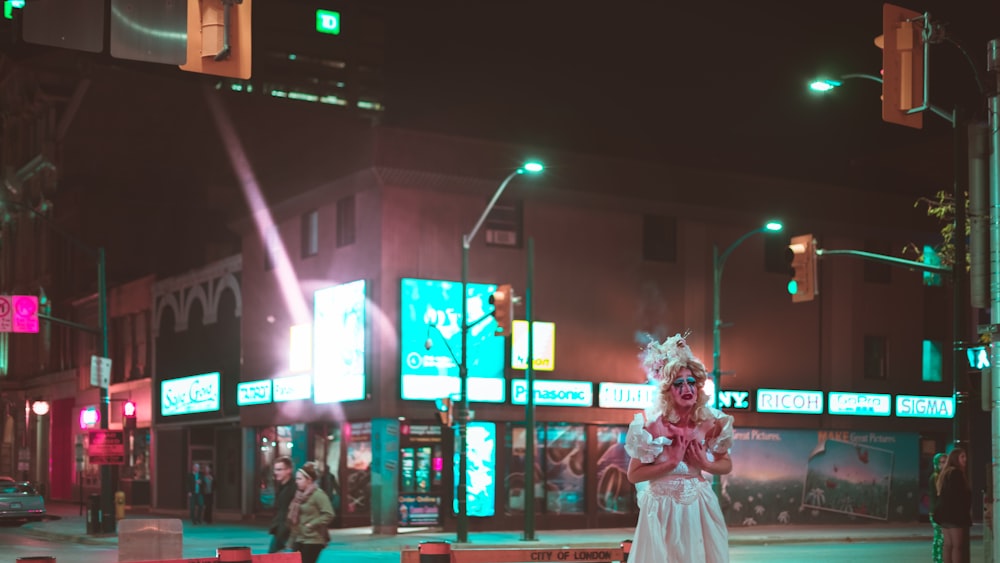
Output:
[287,461,335,563]
[929,452,946,563]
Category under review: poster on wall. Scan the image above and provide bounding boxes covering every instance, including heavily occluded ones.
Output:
[453,421,496,517]
[595,425,634,514]
[723,428,918,526]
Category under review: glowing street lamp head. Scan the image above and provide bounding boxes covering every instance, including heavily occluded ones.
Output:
[520,161,544,174]
[809,79,841,92]
[764,221,783,232]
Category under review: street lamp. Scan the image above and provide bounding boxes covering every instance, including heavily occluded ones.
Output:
[457,160,543,543]
[711,220,783,494]
[809,73,954,124]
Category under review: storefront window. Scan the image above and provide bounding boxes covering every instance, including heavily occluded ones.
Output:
[344,421,372,516]
[595,425,634,513]
[256,425,294,509]
[506,424,543,514]
[127,429,151,480]
[544,423,585,514]
[310,424,342,514]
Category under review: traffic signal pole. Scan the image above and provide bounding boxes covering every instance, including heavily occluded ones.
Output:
[985,38,1000,563]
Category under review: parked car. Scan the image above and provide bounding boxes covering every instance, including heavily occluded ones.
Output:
[0,481,45,523]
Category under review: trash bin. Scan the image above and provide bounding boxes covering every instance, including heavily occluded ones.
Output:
[86,493,102,535]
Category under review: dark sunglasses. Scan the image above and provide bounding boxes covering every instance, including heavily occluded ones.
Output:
[671,377,698,389]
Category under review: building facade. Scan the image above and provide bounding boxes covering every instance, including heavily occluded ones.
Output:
[234,127,960,531]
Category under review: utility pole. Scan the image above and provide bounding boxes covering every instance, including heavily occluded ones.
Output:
[985,37,1000,563]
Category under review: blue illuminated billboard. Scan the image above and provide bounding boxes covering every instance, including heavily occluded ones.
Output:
[400,278,504,402]
[313,280,367,403]
[453,421,496,517]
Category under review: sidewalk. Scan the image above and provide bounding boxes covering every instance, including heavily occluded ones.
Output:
[21,501,982,552]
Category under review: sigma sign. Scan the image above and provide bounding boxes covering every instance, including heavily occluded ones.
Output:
[895,395,954,419]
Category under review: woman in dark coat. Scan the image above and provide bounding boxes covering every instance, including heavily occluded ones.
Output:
[934,448,971,563]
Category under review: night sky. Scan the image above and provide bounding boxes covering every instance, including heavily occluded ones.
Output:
[384,1,1000,194]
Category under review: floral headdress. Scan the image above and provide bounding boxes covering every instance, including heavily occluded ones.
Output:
[639,330,695,383]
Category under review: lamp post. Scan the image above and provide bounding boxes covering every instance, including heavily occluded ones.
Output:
[711,221,782,497]
[0,200,111,532]
[457,161,543,543]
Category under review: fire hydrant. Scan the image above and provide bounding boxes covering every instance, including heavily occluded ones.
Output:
[115,490,126,520]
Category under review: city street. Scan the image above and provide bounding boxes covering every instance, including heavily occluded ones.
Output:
[0,530,986,563]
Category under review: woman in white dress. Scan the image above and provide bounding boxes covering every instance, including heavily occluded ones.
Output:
[625,332,734,563]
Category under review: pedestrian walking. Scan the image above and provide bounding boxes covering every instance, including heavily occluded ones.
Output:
[287,461,335,563]
[268,456,296,553]
[186,462,204,524]
[202,464,215,524]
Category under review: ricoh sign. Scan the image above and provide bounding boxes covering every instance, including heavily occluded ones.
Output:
[755,389,824,415]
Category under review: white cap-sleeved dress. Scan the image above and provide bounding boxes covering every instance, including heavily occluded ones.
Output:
[624,407,733,563]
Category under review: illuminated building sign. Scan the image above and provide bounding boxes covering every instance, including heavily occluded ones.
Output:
[717,390,750,410]
[161,372,221,416]
[79,406,99,429]
[400,278,505,403]
[315,9,340,35]
[756,389,823,414]
[511,320,555,371]
[274,374,312,402]
[597,382,655,409]
[313,280,367,403]
[828,392,891,417]
[895,395,954,419]
[237,380,273,406]
[511,379,592,407]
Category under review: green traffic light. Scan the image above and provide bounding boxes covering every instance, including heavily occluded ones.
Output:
[787,279,799,295]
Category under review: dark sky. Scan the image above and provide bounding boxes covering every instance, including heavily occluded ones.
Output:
[384,1,1000,194]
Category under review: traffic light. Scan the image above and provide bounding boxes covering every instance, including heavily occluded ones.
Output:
[123,400,137,430]
[489,284,513,337]
[878,3,924,129]
[180,0,252,79]
[434,397,452,427]
[788,234,817,303]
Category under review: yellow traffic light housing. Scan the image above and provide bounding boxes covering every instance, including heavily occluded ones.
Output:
[490,284,513,337]
[879,3,924,129]
[788,234,818,303]
[180,0,252,79]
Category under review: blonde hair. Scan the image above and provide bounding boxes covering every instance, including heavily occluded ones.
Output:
[649,357,712,424]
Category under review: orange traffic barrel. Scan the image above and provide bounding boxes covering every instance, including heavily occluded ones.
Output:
[621,539,633,562]
[217,546,252,563]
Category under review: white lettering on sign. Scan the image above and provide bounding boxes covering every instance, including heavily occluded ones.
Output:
[273,374,312,402]
[511,379,591,407]
[160,372,221,416]
[895,395,954,418]
[755,389,824,414]
[828,392,891,416]
[717,390,750,409]
[597,382,655,409]
[237,380,273,406]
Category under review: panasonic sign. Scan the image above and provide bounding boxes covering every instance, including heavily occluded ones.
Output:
[511,379,592,407]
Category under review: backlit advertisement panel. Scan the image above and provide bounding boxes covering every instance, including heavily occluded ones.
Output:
[400,278,504,402]
[314,280,367,403]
